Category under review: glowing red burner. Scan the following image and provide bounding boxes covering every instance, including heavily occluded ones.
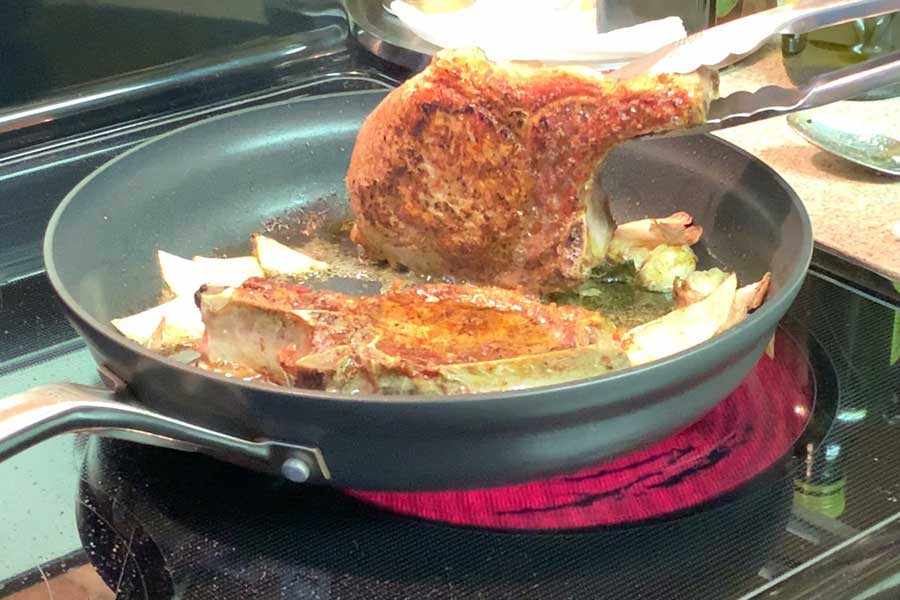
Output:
[347,331,813,530]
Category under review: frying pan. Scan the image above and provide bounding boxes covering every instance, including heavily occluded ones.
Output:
[0,89,812,491]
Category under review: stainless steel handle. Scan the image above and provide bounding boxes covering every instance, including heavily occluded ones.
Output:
[0,369,329,483]
[610,0,898,78]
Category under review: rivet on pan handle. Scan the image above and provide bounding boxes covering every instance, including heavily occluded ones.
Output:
[0,365,330,483]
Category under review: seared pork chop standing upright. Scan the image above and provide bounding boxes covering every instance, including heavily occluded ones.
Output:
[346,48,717,293]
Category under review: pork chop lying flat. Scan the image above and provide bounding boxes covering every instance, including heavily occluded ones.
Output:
[198,278,628,395]
[346,48,717,294]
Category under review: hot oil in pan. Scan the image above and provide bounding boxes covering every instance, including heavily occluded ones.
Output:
[253,194,441,295]
[222,194,677,325]
[550,262,675,330]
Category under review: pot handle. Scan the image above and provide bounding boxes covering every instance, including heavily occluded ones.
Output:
[0,368,329,483]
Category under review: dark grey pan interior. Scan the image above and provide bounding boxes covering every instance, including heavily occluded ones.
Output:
[41,90,812,490]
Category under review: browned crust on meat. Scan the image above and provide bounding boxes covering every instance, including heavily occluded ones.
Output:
[365,283,613,370]
[346,48,716,293]
[206,278,619,388]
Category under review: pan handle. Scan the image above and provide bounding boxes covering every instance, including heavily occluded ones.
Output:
[0,370,329,483]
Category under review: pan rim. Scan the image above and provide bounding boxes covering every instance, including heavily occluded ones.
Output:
[44,89,814,407]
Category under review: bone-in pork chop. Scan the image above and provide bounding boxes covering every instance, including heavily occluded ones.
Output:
[198,278,628,394]
[346,48,716,293]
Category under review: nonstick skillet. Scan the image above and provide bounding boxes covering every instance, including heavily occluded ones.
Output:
[0,90,812,491]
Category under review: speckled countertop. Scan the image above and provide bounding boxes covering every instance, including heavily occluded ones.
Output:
[714,44,900,282]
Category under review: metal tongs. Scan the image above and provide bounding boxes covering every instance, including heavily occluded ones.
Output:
[609,0,900,136]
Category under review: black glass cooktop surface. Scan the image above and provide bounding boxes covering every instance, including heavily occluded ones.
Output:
[1,5,900,599]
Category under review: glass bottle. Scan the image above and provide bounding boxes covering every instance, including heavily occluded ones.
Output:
[794,441,846,519]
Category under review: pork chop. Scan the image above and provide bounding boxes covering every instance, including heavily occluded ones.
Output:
[346,48,717,294]
[198,278,628,394]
